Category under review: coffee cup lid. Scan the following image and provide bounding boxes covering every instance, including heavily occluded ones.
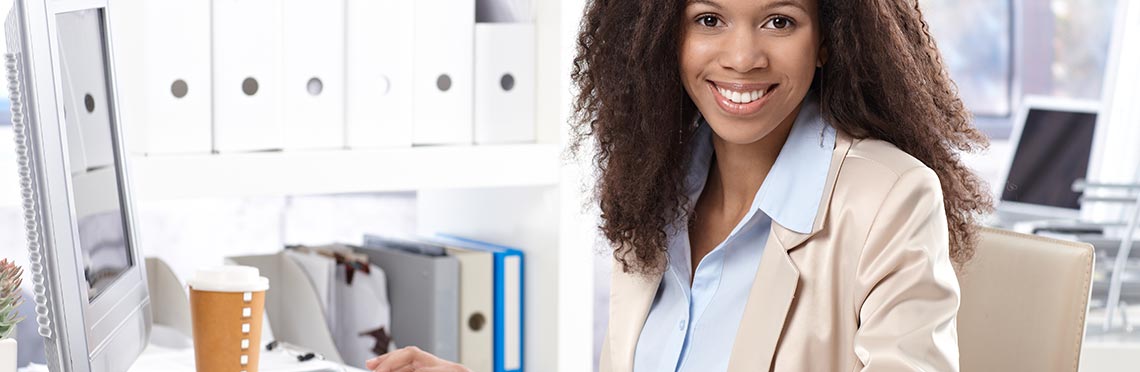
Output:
[187,265,269,293]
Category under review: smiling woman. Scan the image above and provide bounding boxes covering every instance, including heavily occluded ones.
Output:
[365,0,994,371]
[679,0,821,145]
[571,0,993,371]
[571,0,992,278]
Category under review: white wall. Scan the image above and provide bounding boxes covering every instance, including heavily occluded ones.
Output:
[0,189,419,301]
[133,193,418,283]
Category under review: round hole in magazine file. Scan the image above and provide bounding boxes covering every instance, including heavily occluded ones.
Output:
[84,93,95,113]
[500,73,515,91]
[242,77,259,96]
[468,312,486,331]
[171,79,189,98]
[307,77,323,95]
[378,75,391,95]
[436,74,452,92]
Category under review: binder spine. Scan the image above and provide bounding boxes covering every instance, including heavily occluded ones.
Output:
[493,254,506,372]
[498,252,523,372]
[434,259,461,363]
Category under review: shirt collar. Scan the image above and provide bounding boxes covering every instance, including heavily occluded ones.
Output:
[684,96,836,234]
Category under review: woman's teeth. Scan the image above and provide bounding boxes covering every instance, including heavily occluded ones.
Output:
[717,87,767,104]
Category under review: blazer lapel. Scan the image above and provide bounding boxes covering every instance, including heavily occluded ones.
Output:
[726,130,853,371]
[607,261,664,372]
[727,231,800,371]
[608,132,854,372]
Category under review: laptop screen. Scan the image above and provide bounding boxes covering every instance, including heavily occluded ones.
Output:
[1001,108,1097,210]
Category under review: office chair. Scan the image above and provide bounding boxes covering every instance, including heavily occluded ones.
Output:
[957,227,1094,371]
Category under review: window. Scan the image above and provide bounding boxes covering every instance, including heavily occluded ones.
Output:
[920,0,1118,138]
[1049,0,1117,100]
[920,0,1013,117]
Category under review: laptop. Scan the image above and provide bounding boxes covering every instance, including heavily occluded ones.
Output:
[992,96,1100,229]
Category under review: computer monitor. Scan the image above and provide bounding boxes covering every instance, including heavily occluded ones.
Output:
[996,96,1099,222]
[5,0,150,371]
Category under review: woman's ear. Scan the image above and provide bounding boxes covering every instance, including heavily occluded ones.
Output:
[817,45,828,67]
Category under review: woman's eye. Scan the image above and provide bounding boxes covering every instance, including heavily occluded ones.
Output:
[764,16,793,29]
[697,15,720,28]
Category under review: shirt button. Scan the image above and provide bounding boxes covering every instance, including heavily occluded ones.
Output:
[678,319,687,331]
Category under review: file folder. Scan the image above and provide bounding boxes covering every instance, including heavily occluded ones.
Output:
[345,0,414,148]
[430,234,523,372]
[443,246,495,372]
[212,0,284,152]
[359,236,460,363]
[283,245,397,369]
[282,0,346,150]
[105,0,147,156]
[412,0,476,145]
[474,23,535,144]
[137,0,212,154]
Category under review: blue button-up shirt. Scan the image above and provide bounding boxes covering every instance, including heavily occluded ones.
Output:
[633,97,836,372]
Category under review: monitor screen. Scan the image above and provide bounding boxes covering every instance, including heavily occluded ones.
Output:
[55,8,132,302]
[1001,109,1097,210]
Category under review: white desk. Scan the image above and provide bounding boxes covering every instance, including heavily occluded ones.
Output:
[18,325,368,372]
[127,325,368,372]
[127,343,368,372]
[1081,304,1140,372]
[19,344,368,372]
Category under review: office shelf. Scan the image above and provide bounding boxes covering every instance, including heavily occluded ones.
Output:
[128,144,562,200]
[0,143,560,207]
[1,128,562,204]
[0,0,596,370]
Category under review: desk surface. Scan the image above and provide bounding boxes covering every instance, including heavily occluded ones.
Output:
[128,343,369,372]
[19,344,369,372]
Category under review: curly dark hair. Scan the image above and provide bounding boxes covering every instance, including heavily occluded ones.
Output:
[570,0,995,275]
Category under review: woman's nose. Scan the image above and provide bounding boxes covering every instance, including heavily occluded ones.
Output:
[720,27,769,73]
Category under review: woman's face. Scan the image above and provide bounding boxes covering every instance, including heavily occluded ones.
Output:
[680,0,823,145]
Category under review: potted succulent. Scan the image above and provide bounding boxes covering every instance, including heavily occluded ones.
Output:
[0,259,23,372]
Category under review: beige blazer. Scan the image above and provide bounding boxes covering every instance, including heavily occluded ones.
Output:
[601,130,961,372]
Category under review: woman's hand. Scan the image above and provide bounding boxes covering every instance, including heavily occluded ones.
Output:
[365,346,471,372]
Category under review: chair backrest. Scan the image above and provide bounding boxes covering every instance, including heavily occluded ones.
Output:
[957,227,1094,372]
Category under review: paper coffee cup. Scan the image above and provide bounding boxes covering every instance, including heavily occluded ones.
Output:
[187,265,270,372]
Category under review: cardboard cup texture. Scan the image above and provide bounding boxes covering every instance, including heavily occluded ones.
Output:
[189,288,267,372]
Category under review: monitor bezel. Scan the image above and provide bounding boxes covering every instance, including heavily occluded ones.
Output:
[995,95,1100,220]
[7,0,149,370]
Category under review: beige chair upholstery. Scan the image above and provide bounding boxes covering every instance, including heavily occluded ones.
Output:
[957,227,1095,372]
